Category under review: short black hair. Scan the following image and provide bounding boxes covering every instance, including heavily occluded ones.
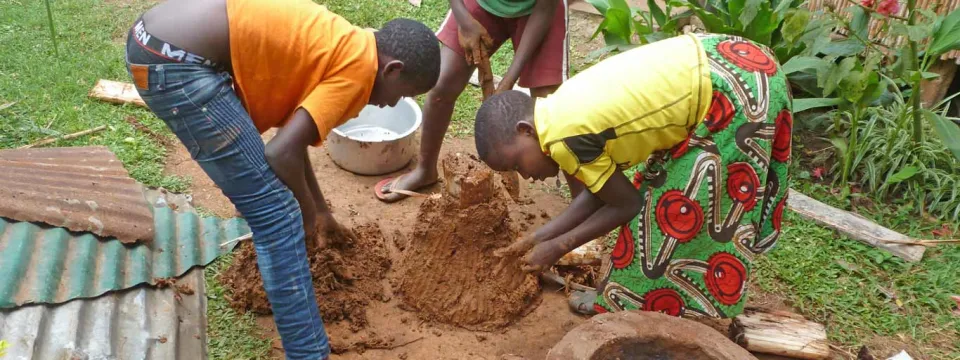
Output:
[375,19,441,92]
[474,90,534,161]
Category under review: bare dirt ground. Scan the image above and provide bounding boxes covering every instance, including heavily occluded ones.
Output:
[166,135,587,359]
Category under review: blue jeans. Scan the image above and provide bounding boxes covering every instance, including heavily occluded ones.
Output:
[125,60,330,359]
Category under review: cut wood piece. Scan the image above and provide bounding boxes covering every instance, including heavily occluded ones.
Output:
[89,79,147,108]
[787,189,925,262]
[18,125,107,149]
[557,238,603,266]
[731,308,830,360]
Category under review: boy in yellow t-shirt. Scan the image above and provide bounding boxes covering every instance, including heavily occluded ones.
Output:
[477,34,793,320]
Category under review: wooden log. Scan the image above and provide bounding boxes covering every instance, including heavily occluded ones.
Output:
[730,308,830,360]
[787,189,925,262]
[556,238,603,266]
[89,79,147,108]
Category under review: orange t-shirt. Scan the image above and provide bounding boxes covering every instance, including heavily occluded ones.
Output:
[226,0,378,145]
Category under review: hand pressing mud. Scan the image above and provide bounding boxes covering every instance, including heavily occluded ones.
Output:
[309,213,357,249]
[494,234,565,274]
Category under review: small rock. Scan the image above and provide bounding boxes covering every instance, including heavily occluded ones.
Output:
[399,353,408,360]
[475,334,487,342]
[157,336,167,344]
[431,328,442,337]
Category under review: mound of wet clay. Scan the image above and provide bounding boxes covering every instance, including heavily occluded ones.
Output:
[220,222,391,330]
[392,153,541,331]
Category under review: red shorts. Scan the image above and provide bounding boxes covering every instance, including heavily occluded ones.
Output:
[436,0,569,89]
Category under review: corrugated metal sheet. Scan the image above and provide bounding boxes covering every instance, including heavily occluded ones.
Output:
[0,146,155,244]
[0,268,207,360]
[0,196,247,308]
[807,0,960,62]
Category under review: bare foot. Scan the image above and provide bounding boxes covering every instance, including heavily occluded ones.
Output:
[375,165,439,203]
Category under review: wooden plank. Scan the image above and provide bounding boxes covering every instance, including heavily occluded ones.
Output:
[787,189,925,262]
[89,79,147,108]
[731,308,831,360]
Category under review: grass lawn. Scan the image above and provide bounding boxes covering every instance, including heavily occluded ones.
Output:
[1,0,958,359]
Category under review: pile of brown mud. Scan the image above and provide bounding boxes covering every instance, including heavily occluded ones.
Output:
[220,222,391,330]
[392,153,541,331]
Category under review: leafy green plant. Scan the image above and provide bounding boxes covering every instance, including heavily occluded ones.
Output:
[588,0,811,62]
[827,87,960,220]
[586,0,692,57]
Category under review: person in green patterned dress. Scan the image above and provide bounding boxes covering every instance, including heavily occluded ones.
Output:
[473,33,792,318]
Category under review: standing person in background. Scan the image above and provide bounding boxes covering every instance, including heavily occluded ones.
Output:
[375,0,569,202]
[125,0,441,357]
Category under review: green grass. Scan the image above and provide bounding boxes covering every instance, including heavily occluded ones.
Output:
[752,185,960,358]
[0,0,186,191]
[205,254,273,359]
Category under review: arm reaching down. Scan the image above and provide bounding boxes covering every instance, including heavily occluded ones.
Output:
[521,171,642,272]
[304,154,356,247]
[264,108,320,240]
[494,187,604,258]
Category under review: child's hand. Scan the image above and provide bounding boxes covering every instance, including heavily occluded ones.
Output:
[314,213,356,249]
[456,15,494,68]
[494,233,538,258]
[520,241,565,273]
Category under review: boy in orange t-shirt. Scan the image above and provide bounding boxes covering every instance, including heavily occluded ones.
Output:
[125,0,440,358]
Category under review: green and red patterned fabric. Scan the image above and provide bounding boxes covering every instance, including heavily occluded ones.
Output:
[594,34,793,319]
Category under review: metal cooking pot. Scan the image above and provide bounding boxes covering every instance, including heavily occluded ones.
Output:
[326,98,422,176]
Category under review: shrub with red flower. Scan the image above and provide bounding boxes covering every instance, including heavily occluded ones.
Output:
[877,0,901,16]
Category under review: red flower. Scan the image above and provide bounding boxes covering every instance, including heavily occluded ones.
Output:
[671,135,693,159]
[726,163,761,210]
[705,253,747,306]
[773,194,787,232]
[632,171,644,189]
[877,0,900,15]
[704,91,736,132]
[643,288,686,317]
[772,109,793,162]
[811,167,825,180]
[861,0,875,7]
[656,190,704,242]
[611,224,636,269]
[717,40,778,75]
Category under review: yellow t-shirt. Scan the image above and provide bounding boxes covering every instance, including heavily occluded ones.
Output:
[227,0,378,145]
[535,33,712,193]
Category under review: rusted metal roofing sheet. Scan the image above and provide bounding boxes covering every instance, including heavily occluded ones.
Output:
[807,0,960,62]
[0,146,155,244]
[0,268,207,360]
[0,191,247,308]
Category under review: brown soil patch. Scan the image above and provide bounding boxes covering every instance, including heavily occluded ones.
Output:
[220,222,391,331]
[392,153,541,331]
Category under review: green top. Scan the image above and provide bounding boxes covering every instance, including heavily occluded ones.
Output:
[477,0,536,18]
